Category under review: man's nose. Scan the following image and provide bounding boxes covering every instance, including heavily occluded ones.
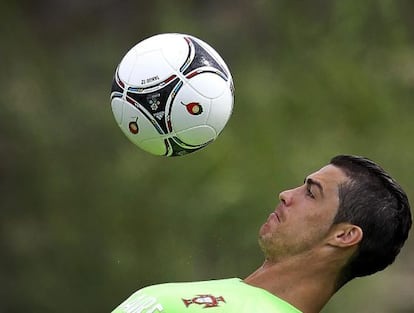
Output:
[279,188,294,206]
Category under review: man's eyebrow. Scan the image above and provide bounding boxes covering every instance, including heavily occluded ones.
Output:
[304,177,324,196]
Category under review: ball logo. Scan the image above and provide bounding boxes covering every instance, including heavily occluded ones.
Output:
[128,118,139,134]
[182,294,226,308]
[181,101,203,115]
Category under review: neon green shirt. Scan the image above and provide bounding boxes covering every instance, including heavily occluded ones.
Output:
[112,278,302,313]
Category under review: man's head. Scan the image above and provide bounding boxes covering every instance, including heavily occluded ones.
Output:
[258,154,411,288]
[330,155,412,287]
[259,163,349,261]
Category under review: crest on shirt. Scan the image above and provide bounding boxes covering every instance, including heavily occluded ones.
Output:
[182,294,226,308]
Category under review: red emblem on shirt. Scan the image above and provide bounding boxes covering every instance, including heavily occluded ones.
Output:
[182,294,226,308]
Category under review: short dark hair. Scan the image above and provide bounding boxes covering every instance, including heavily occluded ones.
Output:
[329,155,412,288]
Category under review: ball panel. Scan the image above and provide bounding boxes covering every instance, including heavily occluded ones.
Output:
[139,137,168,156]
[190,36,232,80]
[165,137,208,157]
[175,125,216,145]
[207,87,234,134]
[118,100,163,145]
[111,98,124,124]
[187,72,227,99]
[159,34,191,71]
[170,82,209,132]
[117,48,138,84]
[119,49,174,88]
[127,77,181,135]
[182,36,230,81]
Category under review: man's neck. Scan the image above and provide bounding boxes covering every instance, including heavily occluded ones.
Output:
[244,252,340,313]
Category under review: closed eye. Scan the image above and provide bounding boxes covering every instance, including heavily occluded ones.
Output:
[304,177,323,199]
[306,186,315,199]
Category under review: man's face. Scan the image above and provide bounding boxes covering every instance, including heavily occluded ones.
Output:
[259,164,349,261]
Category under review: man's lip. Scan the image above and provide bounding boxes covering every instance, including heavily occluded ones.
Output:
[275,212,281,223]
[274,206,284,222]
[270,212,281,223]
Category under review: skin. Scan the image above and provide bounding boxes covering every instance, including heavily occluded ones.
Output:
[245,164,363,313]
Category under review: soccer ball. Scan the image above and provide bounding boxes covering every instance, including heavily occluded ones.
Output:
[110,33,234,157]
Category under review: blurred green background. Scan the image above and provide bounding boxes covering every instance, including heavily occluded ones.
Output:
[1,1,414,312]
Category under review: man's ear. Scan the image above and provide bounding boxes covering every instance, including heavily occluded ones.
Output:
[328,223,363,248]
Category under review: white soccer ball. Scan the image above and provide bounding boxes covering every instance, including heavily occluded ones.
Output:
[110,33,234,157]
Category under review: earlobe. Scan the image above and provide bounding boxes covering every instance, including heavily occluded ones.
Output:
[329,224,363,247]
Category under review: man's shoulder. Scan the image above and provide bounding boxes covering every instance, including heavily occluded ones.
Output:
[112,278,301,313]
[140,277,242,293]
